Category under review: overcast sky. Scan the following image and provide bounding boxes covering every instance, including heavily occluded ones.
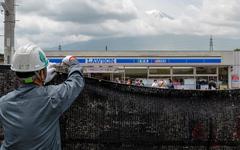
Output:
[0,0,240,52]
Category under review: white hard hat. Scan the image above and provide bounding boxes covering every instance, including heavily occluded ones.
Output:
[11,44,49,72]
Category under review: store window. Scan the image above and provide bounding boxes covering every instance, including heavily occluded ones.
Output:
[125,67,148,79]
[172,76,194,83]
[113,72,125,83]
[196,67,217,74]
[149,67,170,75]
[219,67,228,89]
[90,73,111,80]
[173,67,194,74]
[172,76,196,89]
[195,76,218,90]
[146,76,171,87]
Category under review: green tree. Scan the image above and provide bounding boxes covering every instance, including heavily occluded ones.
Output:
[234,48,240,51]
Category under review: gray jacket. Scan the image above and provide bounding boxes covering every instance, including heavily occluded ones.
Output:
[0,64,85,150]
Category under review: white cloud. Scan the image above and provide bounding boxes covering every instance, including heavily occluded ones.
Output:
[18,0,138,23]
[0,0,238,50]
[135,0,240,37]
[14,0,140,48]
[16,37,35,49]
[62,35,92,43]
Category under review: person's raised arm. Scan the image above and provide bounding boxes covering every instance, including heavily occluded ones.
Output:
[46,56,85,114]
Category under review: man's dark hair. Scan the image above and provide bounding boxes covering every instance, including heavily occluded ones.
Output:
[15,72,35,79]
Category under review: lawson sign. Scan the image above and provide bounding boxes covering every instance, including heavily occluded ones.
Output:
[49,57,222,64]
[86,58,116,64]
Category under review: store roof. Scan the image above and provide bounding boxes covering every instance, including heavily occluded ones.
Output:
[45,50,233,57]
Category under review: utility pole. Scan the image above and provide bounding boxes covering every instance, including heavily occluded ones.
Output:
[209,35,213,52]
[1,0,15,64]
[58,44,62,51]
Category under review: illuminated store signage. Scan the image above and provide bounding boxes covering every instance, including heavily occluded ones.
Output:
[86,58,116,64]
[116,58,221,63]
[49,57,221,64]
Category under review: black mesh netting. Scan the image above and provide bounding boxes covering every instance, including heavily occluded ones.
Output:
[1,65,240,149]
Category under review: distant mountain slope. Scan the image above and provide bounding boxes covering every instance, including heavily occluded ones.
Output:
[46,35,238,51]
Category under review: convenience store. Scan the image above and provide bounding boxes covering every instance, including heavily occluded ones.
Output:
[46,50,240,89]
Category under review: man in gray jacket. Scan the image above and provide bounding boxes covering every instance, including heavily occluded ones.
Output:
[0,44,85,150]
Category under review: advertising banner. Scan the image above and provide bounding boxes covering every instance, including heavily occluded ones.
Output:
[232,66,240,88]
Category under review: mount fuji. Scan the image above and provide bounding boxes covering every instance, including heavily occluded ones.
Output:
[145,10,174,20]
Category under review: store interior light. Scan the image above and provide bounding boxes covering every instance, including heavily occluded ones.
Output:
[149,67,171,69]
